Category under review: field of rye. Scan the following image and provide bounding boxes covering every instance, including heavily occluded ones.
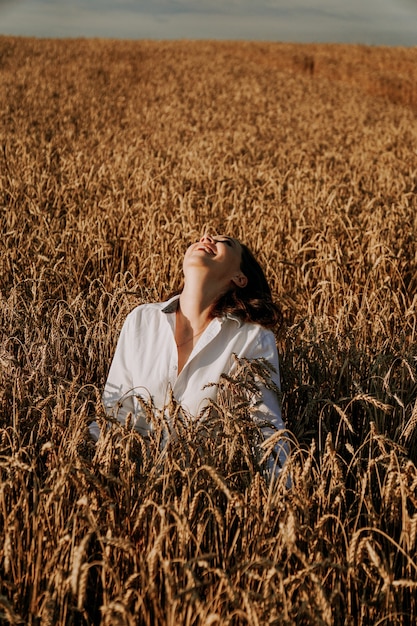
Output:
[1,36,417,625]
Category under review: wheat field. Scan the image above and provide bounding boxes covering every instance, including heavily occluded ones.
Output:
[1,36,417,625]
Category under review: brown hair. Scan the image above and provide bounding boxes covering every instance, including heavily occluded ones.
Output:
[210,243,282,328]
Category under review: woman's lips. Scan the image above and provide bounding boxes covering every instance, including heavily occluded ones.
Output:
[196,244,215,255]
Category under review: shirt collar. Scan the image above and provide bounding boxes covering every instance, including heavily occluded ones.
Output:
[161,294,180,314]
[160,294,242,327]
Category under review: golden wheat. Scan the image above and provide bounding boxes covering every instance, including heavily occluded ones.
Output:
[1,35,417,625]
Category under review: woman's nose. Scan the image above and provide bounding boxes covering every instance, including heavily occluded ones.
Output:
[200,232,214,243]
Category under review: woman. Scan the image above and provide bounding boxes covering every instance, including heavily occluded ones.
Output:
[90,233,287,473]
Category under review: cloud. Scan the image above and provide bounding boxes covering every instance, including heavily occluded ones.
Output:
[0,0,21,8]
[88,0,375,19]
[0,0,416,45]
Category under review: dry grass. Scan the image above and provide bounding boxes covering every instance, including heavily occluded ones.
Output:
[1,36,417,624]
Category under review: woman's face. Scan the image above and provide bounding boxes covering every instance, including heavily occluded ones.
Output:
[183,233,247,288]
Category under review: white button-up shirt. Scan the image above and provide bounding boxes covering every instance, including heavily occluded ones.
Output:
[92,295,287,468]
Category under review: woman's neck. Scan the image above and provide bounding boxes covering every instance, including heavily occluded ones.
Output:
[178,276,222,326]
[175,284,216,374]
[177,294,211,337]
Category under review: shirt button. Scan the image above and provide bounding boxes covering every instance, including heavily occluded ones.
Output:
[173,365,177,371]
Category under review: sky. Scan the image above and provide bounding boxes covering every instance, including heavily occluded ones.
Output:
[0,0,416,46]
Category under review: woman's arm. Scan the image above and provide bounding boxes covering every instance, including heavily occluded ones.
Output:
[102,312,137,421]
[242,328,289,474]
[89,312,137,441]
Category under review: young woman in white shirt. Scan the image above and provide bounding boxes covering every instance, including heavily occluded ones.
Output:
[90,233,287,472]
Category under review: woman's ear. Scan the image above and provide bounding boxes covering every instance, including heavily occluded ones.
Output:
[231,272,248,288]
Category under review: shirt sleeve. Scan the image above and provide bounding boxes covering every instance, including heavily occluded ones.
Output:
[102,311,137,423]
[89,311,137,441]
[242,328,289,474]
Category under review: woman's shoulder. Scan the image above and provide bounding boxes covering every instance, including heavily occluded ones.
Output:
[225,319,279,366]
[226,316,277,344]
[126,296,178,321]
